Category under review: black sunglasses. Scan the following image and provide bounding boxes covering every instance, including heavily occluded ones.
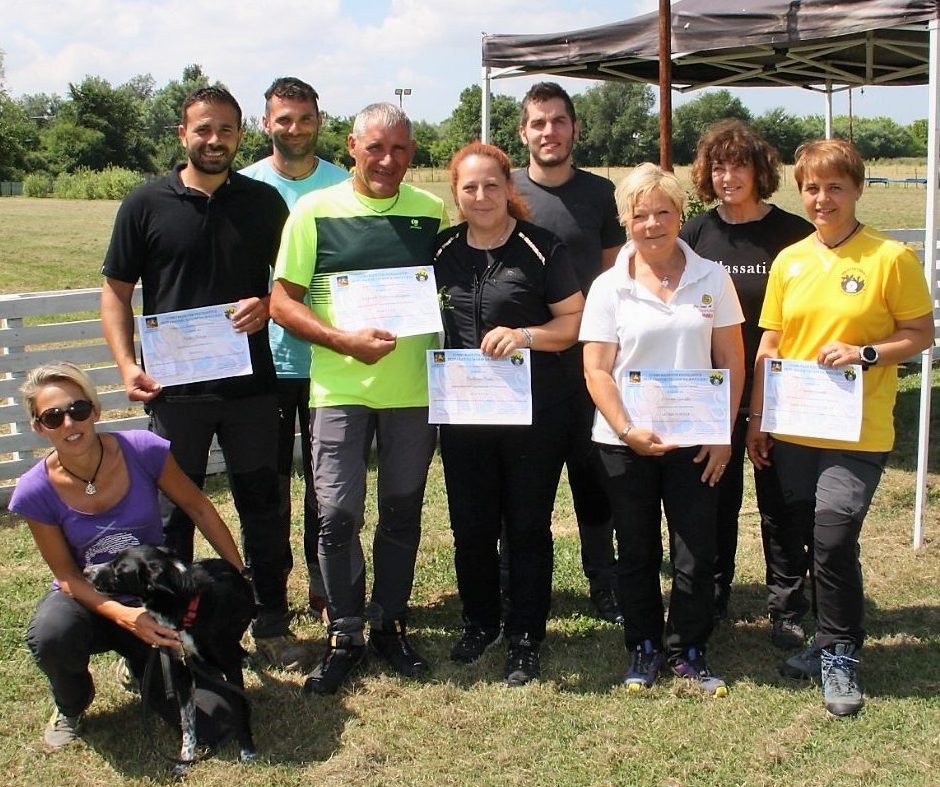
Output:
[35,399,95,429]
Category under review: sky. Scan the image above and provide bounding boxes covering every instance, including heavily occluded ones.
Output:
[2,0,929,126]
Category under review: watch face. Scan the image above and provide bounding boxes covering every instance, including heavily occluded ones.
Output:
[862,346,878,364]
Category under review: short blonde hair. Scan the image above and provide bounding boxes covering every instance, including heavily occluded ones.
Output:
[21,362,100,420]
[615,163,686,229]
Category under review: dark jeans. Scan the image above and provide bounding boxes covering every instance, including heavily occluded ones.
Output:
[772,441,886,650]
[28,590,237,739]
[275,378,324,599]
[566,384,616,592]
[148,394,288,637]
[716,412,807,621]
[311,406,434,639]
[440,400,569,642]
[597,444,718,659]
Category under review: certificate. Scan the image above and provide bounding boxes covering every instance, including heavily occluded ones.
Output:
[137,303,252,387]
[427,349,532,425]
[761,359,863,441]
[330,265,443,337]
[621,368,731,446]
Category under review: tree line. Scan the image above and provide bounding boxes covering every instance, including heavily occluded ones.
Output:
[0,56,928,183]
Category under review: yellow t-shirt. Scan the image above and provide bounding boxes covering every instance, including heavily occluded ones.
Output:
[759,226,932,452]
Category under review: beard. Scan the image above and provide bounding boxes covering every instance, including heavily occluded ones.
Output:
[187,144,236,175]
[272,133,318,162]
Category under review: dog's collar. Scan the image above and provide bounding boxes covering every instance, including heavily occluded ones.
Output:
[182,595,201,630]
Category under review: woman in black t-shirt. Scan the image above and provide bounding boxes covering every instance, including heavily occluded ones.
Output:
[433,142,584,687]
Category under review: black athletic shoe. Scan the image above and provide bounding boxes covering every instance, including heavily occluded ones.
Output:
[303,634,366,696]
[450,625,502,664]
[590,587,625,625]
[771,617,807,651]
[505,634,541,687]
[369,620,430,678]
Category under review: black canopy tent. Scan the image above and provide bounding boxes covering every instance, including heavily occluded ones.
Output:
[481,0,940,545]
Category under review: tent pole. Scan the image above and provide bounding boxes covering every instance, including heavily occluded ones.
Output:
[913,17,939,549]
[825,80,833,139]
[481,62,492,144]
[659,0,673,170]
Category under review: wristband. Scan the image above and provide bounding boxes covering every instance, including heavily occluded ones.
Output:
[519,327,533,348]
[746,412,762,423]
[617,423,634,443]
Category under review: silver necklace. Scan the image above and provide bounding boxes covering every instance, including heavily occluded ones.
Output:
[56,434,104,495]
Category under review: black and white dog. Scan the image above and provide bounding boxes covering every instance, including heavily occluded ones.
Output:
[85,544,257,774]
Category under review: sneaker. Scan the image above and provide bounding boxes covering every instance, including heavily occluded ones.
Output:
[780,641,822,680]
[369,620,430,678]
[821,643,864,717]
[256,633,313,673]
[771,618,807,651]
[450,625,502,664]
[44,708,84,750]
[671,647,728,697]
[115,657,139,694]
[590,587,625,625]
[303,634,367,696]
[622,640,664,692]
[504,634,541,687]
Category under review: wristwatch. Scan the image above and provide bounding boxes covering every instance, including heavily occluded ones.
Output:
[860,344,879,369]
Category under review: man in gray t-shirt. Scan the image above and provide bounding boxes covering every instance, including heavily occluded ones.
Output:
[512,82,626,623]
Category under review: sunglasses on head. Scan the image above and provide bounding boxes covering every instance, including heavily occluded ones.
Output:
[35,399,94,429]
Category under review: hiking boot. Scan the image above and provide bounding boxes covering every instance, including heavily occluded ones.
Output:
[821,643,864,717]
[115,656,139,694]
[671,647,728,697]
[369,620,430,678]
[44,708,84,750]
[622,640,664,692]
[590,586,625,625]
[505,634,541,687]
[450,625,502,664]
[771,617,807,651]
[256,633,314,673]
[780,641,822,680]
[303,634,367,695]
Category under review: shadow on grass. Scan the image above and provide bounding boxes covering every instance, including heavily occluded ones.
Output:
[889,366,940,473]
[410,582,940,701]
[70,662,355,781]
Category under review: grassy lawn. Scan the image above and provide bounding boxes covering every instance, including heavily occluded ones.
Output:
[0,179,939,786]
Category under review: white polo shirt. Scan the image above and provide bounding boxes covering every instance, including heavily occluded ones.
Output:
[579,238,744,445]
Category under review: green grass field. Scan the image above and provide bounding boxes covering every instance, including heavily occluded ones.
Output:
[0,184,939,787]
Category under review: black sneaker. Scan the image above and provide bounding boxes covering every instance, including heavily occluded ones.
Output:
[450,625,502,664]
[622,640,664,691]
[780,641,822,680]
[671,647,728,697]
[590,587,625,625]
[303,634,366,696]
[369,620,430,678]
[771,617,807,651]
[505,634,540,687]
[821,643,864,717]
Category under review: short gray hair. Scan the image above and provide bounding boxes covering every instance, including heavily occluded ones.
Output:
[352,102,413,140]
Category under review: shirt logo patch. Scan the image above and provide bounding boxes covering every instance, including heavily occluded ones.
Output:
[840,269,866,295]
[410,219,422,230]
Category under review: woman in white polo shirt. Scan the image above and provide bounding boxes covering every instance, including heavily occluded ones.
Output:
[581,163,744,695]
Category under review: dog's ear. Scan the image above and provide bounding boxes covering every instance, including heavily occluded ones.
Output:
[144,556,182,597]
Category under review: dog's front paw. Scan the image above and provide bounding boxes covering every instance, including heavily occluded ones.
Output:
[239,747,258,764]
[171,760,194,779]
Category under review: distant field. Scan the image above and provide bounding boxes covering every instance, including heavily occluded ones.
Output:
[0,161,931,295]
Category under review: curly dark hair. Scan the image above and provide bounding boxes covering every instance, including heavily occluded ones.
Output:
[690,119,781,202]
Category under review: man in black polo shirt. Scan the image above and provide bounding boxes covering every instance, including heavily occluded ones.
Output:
[100,86,308,671]
[512,82,626,623]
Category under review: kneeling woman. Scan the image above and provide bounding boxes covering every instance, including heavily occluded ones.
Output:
[9,362,246,749]
[581,163,744,694]
[434,142,584,686]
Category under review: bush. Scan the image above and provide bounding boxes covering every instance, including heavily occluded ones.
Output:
[49,166,144,200]
[22,172,54,198]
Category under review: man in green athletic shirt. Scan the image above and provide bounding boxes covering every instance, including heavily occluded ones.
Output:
[270,103,447,695]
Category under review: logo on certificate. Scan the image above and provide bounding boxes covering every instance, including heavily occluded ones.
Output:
[509,352,525,366]
[415,268,429,282]
[709,371,724,386]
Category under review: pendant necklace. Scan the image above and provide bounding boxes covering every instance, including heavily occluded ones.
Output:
[57,434,105,495]
[819,221,862,249]
[660,274,670,288]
